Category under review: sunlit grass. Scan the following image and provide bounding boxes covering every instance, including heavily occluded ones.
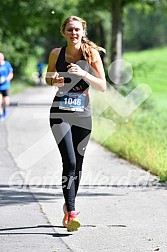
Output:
[91,46,167,181]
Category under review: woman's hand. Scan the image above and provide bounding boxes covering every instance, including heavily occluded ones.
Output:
[52,73,64,87]
[46,48,65,87]
[67,63,86,78]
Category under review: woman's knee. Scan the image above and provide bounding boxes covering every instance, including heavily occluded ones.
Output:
[63,158,76,174]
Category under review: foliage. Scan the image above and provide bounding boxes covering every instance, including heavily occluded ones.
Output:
[124,3,167,50]
[1,0,167,75]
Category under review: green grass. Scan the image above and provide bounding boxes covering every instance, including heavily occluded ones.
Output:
[10,79,34,95]
[91,46,167,181]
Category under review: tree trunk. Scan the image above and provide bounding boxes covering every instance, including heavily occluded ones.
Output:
[111,0,123,62]
[110,0,124,85]
[99,22,106,63]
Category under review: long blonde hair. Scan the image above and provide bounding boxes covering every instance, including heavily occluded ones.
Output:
[60,16,106,63]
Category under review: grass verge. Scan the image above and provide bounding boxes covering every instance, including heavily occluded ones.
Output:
[91,47,167,181]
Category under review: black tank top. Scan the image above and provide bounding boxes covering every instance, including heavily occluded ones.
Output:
[51,46,91,117]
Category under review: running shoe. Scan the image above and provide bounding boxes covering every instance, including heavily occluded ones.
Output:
[67,211,80,232]
[0,114,4,121]
[62,203,68,228]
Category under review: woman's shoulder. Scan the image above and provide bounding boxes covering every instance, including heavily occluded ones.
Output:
[50,47,62,58]
[91,48,101,57]
[48,47,63,65]
[90,48,101,64]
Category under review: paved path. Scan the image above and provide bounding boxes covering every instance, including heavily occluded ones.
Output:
[0,86,167,252]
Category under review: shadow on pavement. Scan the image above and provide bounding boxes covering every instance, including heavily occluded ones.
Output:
[0,184,56,206]
[0,184,126,207]
[1,181,166,207]
[0,224,72,237]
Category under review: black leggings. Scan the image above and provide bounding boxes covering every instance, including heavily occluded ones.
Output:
[50,115,92,212]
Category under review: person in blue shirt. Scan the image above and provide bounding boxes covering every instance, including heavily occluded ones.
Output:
[37,62,45,78]
[37,62,45,85]
[0,52,14,120]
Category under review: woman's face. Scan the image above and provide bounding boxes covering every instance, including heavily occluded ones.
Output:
[63,21,85,44]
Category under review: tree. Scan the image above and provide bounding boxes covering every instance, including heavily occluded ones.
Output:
[124,3,167,50]
[0,0,71,74]
[0,0,48,73]
[110,0,166,62]
[1,0,166,76]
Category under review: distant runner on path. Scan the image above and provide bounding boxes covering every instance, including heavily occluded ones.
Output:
[0,52,13,121]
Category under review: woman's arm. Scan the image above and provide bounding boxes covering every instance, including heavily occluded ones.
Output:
[86,49,106,92]
[67,49,106,92]
[45,48,64,87]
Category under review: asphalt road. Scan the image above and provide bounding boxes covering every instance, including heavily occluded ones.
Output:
[0,86,167,252]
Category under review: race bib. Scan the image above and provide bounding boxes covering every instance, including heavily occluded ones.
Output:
[59,92,86,112]
[0,76,6,84]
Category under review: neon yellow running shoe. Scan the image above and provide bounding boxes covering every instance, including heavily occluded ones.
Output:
[67,211,80,232]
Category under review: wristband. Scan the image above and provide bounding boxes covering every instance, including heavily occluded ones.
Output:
[51,78,54,86]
